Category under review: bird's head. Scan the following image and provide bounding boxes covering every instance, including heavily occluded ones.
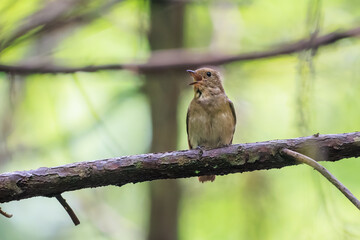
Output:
[187,67,224,98]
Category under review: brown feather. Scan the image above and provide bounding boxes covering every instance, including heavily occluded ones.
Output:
[186,67,236,183]
[186,109,192,149]
[198,175,215,183]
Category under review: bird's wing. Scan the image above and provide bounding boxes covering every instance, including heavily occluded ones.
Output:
[228,99,236,144]
[186,107,193,149]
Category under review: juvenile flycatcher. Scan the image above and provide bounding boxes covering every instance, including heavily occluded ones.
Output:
[186,67,236,182]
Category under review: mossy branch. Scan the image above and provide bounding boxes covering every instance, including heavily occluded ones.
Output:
[0,132,359,204]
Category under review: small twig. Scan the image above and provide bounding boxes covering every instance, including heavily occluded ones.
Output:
[0,207,13,218]
[55,194,80,226]
[281,148,360,211]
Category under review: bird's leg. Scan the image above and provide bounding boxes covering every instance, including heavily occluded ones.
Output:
[216,143,231,149]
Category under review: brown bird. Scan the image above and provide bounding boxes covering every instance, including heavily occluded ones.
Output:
[186,67,236,183]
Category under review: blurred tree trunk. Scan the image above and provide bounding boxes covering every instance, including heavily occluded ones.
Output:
[144,1,185,240]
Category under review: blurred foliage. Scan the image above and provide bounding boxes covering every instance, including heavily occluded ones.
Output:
[0,0,360,239]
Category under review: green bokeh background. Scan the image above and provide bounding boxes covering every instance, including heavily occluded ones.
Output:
[0,0,359,239]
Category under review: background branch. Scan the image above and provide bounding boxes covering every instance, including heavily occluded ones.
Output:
[0,0,83,52]
[0,132,359,204]
[0,0,123,54]
[0,26,359,75]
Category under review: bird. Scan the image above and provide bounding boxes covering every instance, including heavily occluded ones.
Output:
[186,67,236,183]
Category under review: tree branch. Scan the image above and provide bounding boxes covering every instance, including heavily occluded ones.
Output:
[0,26,359,75]
[0,132,359,203]
[0,0,123,53]
[281,148,360,211]
[0,207,12,218]
[0,0,84,52]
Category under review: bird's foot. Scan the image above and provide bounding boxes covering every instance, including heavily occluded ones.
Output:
[195,146,206,156]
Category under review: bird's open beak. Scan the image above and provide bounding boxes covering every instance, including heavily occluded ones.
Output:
[187,70,202,85]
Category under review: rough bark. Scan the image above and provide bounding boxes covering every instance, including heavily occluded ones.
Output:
[0,132,359,204]
[0,26,359,74]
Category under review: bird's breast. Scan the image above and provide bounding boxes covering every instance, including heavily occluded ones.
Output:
[188,100,234,148]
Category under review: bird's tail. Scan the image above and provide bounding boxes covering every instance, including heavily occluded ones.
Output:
[198,175,216,183]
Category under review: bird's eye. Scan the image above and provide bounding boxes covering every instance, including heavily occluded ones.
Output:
[206,72,211,77]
